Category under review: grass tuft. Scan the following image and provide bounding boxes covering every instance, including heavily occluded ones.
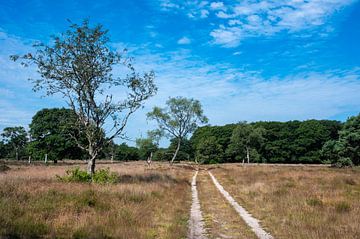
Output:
[335,201,351,213]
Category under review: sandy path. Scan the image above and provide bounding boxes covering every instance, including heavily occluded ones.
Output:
[208,171,273,239]
[188,171,208,239]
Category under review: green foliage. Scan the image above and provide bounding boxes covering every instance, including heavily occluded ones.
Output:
[147,97,208,162]
[322,114,360,167]
[92,168,118,184]
[168,138,193,160]
[28,108,86,162]
[136,138,158,160]
[337,114,360,165]
[1,126,27,160]
[226,122,265,163]
[191,119,342,164]
[58,167,117,184]
[115,143,140,161]
[195,136,223,164]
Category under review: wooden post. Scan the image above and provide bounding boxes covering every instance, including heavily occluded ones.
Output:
[28,156,31,164]
[111,155,114,164]
[45,154,48,164]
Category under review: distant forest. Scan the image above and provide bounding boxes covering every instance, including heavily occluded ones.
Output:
[1,108,359,167]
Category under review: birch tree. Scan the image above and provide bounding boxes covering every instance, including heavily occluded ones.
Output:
[147,97,208,164]
[11,20,157,174]
[227,122,265,164]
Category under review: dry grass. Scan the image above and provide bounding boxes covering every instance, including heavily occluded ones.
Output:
[0,161,192,239]
[197,170,257,239]
[210,164,360,239]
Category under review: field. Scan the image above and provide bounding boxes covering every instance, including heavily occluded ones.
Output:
[0,161,360,239]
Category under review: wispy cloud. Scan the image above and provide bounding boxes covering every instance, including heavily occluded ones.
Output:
[158,0,356,47]
[177,36,191,45]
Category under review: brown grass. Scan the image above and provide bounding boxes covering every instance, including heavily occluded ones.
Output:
[0,161,192,239]
[209,164,360,239]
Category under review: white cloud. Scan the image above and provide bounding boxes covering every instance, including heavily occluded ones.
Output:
[216,11,233,19]
[210,0,356,46]
[210,27,243,48]
[158,0,356,47]
[200,9,209,18]
[210,2,225,10]
[177,36,191,45]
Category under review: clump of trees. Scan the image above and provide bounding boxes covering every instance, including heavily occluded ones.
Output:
[190,119,344,165]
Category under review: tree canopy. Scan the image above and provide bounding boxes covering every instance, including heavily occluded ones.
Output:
[147,97,208,163]
[28,108,85,162]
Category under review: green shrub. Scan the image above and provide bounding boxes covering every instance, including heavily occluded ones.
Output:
[57,167,118,184]
[92,168,118,184]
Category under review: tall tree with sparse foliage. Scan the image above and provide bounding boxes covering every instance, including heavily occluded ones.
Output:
[1,127,27,160]
[11,20,157,174]
[147,97,208,163]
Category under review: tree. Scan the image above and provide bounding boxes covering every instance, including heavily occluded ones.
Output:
[136,137,158,161]
[147,97,208,163]
[195,136,223,164]
[324,114,360,167]
[1,127,27,160]
[338,114,360,165]
[28,108,86,162]
[0,141,10,159]
[168,138,193,161]
[12,20,157,174]
[226,122,264,164]
[115,143,139,161]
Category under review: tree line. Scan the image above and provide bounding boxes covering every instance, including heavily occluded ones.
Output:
[1,107,359,167]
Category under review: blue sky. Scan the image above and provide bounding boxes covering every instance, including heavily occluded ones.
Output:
[0,0,360,145]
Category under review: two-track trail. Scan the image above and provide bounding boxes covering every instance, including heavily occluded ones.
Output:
[188,169,273,239]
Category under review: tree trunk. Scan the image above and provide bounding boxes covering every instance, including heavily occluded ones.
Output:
[87,144,97,175]
[28,156,31,164]
[15,149,19,161]
[87,156,96,175]
[246,146,250,164]
[45,154,48,164]
[170,138,181,164]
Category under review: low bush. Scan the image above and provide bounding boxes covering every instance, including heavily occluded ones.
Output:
[92,168,118,184]
[57,167,117,184]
